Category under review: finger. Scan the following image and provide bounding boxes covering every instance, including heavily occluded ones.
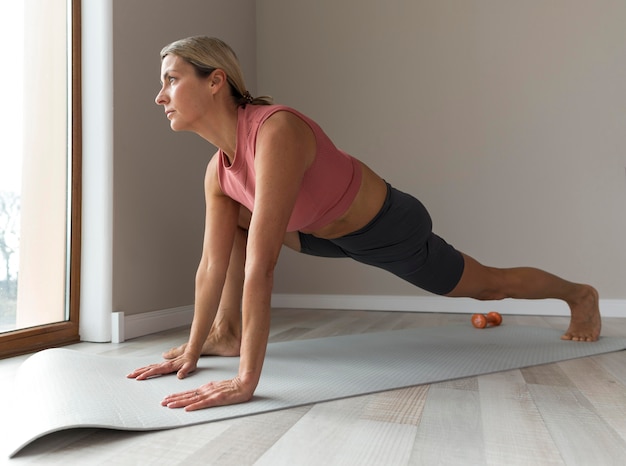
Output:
[162,388,205,408]
[169,382,240,411]
[126,368,145,378]
[176,361,196,380]
[129,362,176,380]
[134,369,161,380]
[184,386,234,412]
[184,391,221,411]
[184,397,215,411]
[126,365,158,379]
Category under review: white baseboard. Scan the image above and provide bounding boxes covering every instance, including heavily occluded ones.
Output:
[271,294,626,318]
[111,305,194,343]
[109,296,625,343]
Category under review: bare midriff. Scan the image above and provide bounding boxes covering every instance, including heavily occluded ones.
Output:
[304,162,388,240]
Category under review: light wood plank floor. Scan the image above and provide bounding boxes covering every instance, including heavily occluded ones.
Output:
[2,309,626,465]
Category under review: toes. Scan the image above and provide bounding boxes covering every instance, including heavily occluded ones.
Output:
[561,333,597,342]
[163,346,184,359]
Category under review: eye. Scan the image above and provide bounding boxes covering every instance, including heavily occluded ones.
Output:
[161,74,177,86]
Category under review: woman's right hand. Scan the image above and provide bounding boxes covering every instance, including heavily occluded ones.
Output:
[126,353,198,381]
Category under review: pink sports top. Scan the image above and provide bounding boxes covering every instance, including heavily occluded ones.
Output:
[217,105,362,232]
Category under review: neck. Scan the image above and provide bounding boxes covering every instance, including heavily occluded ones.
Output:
[197,103,239,162]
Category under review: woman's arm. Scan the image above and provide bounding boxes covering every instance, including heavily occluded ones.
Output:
[161,111,316,410]
[238,111,316,390]
[183,157,241,368]
[127,156,240,380]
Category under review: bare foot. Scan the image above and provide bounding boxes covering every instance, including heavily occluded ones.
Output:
[561,285,601,342]
[163,332,241,359]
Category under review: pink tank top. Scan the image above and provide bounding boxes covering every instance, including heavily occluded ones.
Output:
[217,105,362,232]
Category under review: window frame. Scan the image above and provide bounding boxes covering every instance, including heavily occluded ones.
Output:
[0,0,81,359]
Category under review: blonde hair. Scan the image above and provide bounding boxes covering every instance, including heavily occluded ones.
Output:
[161,36,273,107]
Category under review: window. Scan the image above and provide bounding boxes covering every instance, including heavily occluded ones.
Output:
[0,0,81,358]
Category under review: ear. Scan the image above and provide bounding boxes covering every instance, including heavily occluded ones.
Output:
[208,69,228,95]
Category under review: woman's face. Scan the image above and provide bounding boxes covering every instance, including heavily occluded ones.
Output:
[155,54,213,132]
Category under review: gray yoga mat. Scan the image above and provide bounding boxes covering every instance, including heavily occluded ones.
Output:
[6,324,626,457]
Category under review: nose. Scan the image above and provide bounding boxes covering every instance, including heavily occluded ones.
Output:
[155,86,167,105]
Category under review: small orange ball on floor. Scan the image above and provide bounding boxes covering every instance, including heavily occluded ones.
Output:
[471,311,502,329]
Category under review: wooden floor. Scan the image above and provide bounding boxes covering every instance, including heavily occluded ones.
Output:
[2,309,626,465]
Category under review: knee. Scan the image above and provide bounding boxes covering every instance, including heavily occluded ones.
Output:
[238,206,252,230]
[472,268,517,301]
[453,266,509,301]
[473,287,507,302]
[447,254,517,301]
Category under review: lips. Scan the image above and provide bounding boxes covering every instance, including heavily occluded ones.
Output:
[165,110,175,119]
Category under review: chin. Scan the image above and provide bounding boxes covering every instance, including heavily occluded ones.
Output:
[169,121,185,132]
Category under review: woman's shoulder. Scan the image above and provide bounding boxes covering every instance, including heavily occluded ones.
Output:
[243,104,320,135]
[205,151,220,181]
[243,103,301,120]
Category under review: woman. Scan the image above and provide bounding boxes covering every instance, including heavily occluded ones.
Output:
[128,36,601,411]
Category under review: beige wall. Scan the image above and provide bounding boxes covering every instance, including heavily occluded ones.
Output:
[109,0,626,322]
[258,0,626,299]
[111,0,256,315]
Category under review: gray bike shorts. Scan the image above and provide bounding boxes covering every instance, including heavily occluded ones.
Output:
[298,183,465,295]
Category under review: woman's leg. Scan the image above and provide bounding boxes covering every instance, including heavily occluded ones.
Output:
[446,253,601,341]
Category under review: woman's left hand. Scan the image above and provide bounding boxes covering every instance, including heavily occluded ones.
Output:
[161,376,254,411]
